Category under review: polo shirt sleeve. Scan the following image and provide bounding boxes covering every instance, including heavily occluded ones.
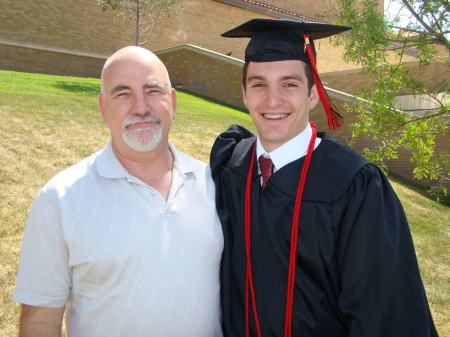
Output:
[12,188,71,308]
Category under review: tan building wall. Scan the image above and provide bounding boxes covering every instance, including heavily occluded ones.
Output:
[0,0,357,76]
[157,44,450,191]
[0,44,106,78]
[157,45,244,108]
[311,98,450,192]
[322,58,450,96]
[263,0,384,19]
[319,57,449,191]
[0,0,133,55]
[0,0,448,190]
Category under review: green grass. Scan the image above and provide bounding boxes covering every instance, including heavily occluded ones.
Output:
[0,70,448,336]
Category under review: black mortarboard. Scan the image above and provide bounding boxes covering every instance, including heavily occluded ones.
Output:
[222,18,351,129]
[222,18,350,64]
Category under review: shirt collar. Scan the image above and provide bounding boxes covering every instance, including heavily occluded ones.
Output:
[96,140,128,179]
[169,141,200,177]
[256,123,321,172]
[96,140,198,181]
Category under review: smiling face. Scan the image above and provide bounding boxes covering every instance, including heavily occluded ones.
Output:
[98,47,176,159]
[243,60,319,152]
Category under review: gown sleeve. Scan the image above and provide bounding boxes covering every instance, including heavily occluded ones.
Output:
[210,124,255,181]
[209,124,256,337]
[210,124,255,226]
[335,164,438,337]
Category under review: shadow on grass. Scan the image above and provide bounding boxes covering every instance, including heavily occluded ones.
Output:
[54,81,100,95]
[388,172,450,206]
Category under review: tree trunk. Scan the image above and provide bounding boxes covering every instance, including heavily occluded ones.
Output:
[135,0,140,46]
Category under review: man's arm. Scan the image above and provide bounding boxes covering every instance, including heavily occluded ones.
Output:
[19,304,65,337]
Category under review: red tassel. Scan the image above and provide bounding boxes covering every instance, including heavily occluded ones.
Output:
[283,122,317,337]
[303,34,343,130]
[245,142,262,337]
[245,123,318,337]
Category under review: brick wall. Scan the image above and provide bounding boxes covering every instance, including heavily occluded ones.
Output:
[1,0,448,190]
[0,0,357,77]
[322,59,450,96]
[0,0,133,55]
[318,58,450,191]
[0,44,106,78]
[269,0,384,19]
[311,96,450,192]
[158,44,450,191]
[157,46,244,108]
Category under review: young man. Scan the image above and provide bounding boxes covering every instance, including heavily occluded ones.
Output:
[13,46,224,337]
[210,19,438,337]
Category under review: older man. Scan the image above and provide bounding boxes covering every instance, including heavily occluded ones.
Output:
[13,46,223,337]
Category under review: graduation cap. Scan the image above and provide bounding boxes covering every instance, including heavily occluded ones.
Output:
[222,18,351,129]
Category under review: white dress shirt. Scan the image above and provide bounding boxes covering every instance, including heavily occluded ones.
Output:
[256,123,321,176]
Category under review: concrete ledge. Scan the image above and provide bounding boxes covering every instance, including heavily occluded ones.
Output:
[156,44,244,67]
[0,39,109,60]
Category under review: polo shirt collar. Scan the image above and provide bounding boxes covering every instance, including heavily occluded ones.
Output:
[95,140,128,179]
[169,142,199,177]
[95,140,199,181]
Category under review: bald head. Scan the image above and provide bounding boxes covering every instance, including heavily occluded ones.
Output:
[100,46,171,96]
[98,45,177,159]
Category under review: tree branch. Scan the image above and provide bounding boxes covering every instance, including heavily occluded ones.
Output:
[398,109,450,128]
[399,0,450,51]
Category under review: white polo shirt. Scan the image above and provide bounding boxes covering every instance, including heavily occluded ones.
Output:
[13,141,224,337]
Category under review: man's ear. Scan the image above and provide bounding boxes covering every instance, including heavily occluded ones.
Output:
[170,88,177,120]
[242,85,248,108]
[98,94,108,124]
[308,84,320,111]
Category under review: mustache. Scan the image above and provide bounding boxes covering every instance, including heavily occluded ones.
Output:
[122,114,161,128]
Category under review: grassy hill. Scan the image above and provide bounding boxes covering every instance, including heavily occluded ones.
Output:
[0,70,448,336]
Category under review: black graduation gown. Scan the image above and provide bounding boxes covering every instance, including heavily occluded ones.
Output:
[210,125,438,337]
